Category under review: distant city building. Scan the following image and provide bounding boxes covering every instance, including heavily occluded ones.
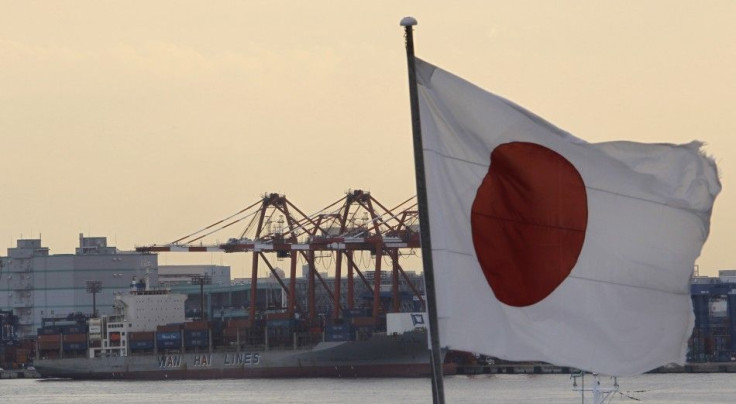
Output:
[214,268,425,320]
[690,270,736,362]
[158,265,230,286]
[169,282,284,321]
[0,234,158,337]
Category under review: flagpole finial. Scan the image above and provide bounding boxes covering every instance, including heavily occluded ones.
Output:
[400,16,417,27]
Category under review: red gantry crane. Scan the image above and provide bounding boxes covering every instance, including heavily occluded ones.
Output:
[136,190,425,330]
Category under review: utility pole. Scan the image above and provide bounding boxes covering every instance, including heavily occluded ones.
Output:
[86,280,103,317]
[190,274,212,321]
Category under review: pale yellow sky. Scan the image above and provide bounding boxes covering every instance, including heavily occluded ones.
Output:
[1,1,734,278]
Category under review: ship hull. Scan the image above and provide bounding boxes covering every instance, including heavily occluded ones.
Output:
[34,332,455,379]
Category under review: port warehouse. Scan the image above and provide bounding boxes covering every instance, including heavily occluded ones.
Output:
[1,233,735,367]
[0,236,159,337]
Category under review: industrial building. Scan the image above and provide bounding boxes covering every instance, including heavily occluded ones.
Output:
[0,235,158,337]
[158,265,230,286]
[171,267,425,323]
[689,270,736,362]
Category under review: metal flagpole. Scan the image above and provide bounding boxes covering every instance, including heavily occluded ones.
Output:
[400,16,446,404]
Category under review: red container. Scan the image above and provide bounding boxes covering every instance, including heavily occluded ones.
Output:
[63,333,87,343]
[37,334,61,343]
[227,319,249,328]
[351,316,376,327]
[157,324,182,332]
[223,327,248,338]
[129,331,155,341]
[40,351,59,359]
[38,341,60,350]
[16,348,30,363]
[184,320,209,331]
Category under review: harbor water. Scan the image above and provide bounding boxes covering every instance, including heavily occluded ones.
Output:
[1,373,735,403]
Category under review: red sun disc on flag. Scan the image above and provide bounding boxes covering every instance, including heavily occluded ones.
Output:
[471,142,588,307]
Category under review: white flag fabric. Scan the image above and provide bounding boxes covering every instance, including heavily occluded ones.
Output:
[416,58,721,376]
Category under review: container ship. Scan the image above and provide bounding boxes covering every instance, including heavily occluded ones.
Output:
[33,286,454,379]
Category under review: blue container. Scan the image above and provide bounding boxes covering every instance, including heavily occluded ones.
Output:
[157,339,181,349]
[325,324,354,342]
[157,331,181,341]
[183,338,208,348]
[129,340,154,350]
[183,330,209,347]
[266,319,295,328]
[157,331,181,348]
[61,325,88,334]
[37,327,60,335]
[62,342,87,351]
[184,330,208,339]
[184,330,210,348]
[342,308,369,319]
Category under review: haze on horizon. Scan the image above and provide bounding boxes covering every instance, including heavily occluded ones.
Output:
[1,1,734,278]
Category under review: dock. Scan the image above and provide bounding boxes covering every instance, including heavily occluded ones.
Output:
[455,362,736,375]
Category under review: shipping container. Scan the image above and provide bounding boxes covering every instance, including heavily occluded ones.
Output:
[62,342,87,351]
[325,324,354,342]
[129,340,154,350]
[37,334,61,343]
[183,330,208,338]
[129,331,155,341]
[223,327,247,338]
[184,320,210,331]
[183,339,208,346]
[38,341,60,350]
[1,347,12,362]
[157,331,181,341]
[60,325,88,334]
[63,333,87,343]
[157,324,182,332]
[183,330,209,348]
[37,326,61,335]
[266,319,295,328]
[351,316,376,327]
[343,308,369,318]
[266,312,290,321]
[157,331,181,348]
[40,351,59,359]
[16,349,29,364]
[227,318,249,328]
[157,339,181,349]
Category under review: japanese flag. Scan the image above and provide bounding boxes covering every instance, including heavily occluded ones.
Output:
[417,58,721,376]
